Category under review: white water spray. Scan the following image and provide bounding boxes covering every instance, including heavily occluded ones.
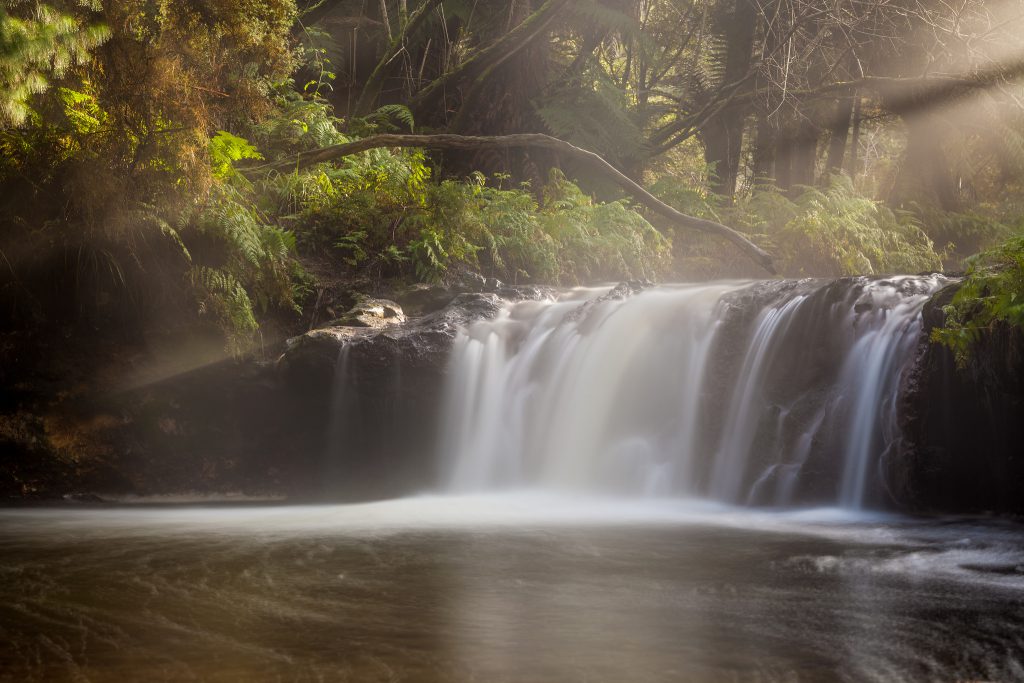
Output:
[439,276,948,507]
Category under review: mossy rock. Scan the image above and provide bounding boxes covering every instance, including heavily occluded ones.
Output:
[328,294,406,328]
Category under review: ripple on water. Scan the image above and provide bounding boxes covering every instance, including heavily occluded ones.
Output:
[1,496,1023,682]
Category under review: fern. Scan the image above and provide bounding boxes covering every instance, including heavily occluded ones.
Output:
[335,230,369,266]
[933,235,1024,367]
[209,131,263,181]
[657,174,942,278]
[537,74,641,163]
[191,265,258,356]
[369,103,415,132]
[188,183,299,353]
[346,103,417,137]
[0,4,110,125]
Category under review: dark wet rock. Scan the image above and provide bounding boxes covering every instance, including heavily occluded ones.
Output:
[889,281,1024,515]
[393,275,545,317]
[451,270,515,295]
[393,283,455,316]
[279,287,553,386]
[279,292,510,393]
[454,270,487,292]
[700,279,867,505]
[0,350,328,501]
[276,287,550,499]
[605,279,652,300]
[497,284,550,301]
[717,278,820,322]
[565,280,653,325]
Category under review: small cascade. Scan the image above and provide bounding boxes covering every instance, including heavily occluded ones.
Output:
[438,276,949,508]
[324,343,354,484]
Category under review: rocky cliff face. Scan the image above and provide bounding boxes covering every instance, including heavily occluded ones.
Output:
[5,276,1024,514]
[277,285,551,499]
[0,280,550,501]
[890,282,1024,514]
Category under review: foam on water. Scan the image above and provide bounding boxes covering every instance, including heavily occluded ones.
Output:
[3,495,1023,590]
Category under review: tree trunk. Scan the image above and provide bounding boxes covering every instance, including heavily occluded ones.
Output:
[788,119,819,194]
[751,111,776,185]
[702,111,747,198]
[701,0,758,199]
[409,0,570,118]
[774,129,793,192]
[846,95,862,180]
[354,0,444,115]
[824,94,854,178]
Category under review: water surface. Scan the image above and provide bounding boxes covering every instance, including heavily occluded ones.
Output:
[2,495,1023,682]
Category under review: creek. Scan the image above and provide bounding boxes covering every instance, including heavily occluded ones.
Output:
[4,277,1024,682]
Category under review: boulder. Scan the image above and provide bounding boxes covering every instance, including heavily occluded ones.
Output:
[393,283,456,316]
[889,282,1024,514]
[327,294,406,328]
[277,286,552,499]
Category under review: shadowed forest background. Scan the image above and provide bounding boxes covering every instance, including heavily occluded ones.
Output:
[2,0,1024,495]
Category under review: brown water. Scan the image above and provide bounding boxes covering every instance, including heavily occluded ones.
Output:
[1,496,1023,682]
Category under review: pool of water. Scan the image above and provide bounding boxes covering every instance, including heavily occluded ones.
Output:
[2,495,1023,682]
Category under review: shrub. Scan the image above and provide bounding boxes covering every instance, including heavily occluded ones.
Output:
[655,175,943,278]
[774,177,942,277]
[932,235,1024,367]
[262,143,671,286]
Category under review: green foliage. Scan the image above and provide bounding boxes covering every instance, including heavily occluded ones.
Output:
[56,86,105,134]
[0,3,110,126]
[253,87,346,156]
[296,33,337,100]
[0,0,302,355]
[932,235,1024,367]
[539,170,670,282]
[12,0,1017,361]
[189,183,300,354]
[654,175,943,278]
[364,104,415,133]
[259,128,670,286]
[209,131,264,181]
[334,230,368,265]
[537,74,641,165]
[191,266,259,354]
[911,203,1021,269]
[773,177,942,277]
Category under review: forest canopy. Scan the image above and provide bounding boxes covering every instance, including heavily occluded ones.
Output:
[3,0,1024,356]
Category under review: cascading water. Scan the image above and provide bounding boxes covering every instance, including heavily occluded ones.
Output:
[439,275,949,508]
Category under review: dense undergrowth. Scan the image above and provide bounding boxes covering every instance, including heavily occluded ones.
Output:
[932,236,1024,366]
[4,75,1020,357]
[2,1,1024,359]
[653,175,946,278]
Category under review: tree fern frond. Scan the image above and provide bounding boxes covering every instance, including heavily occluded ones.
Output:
[368,104,416,132]
[536,77,641,162]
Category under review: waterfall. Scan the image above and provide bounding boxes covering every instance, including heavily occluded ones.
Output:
[438,276,948,508]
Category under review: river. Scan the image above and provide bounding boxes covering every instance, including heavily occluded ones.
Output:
[2,495,1023,682]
